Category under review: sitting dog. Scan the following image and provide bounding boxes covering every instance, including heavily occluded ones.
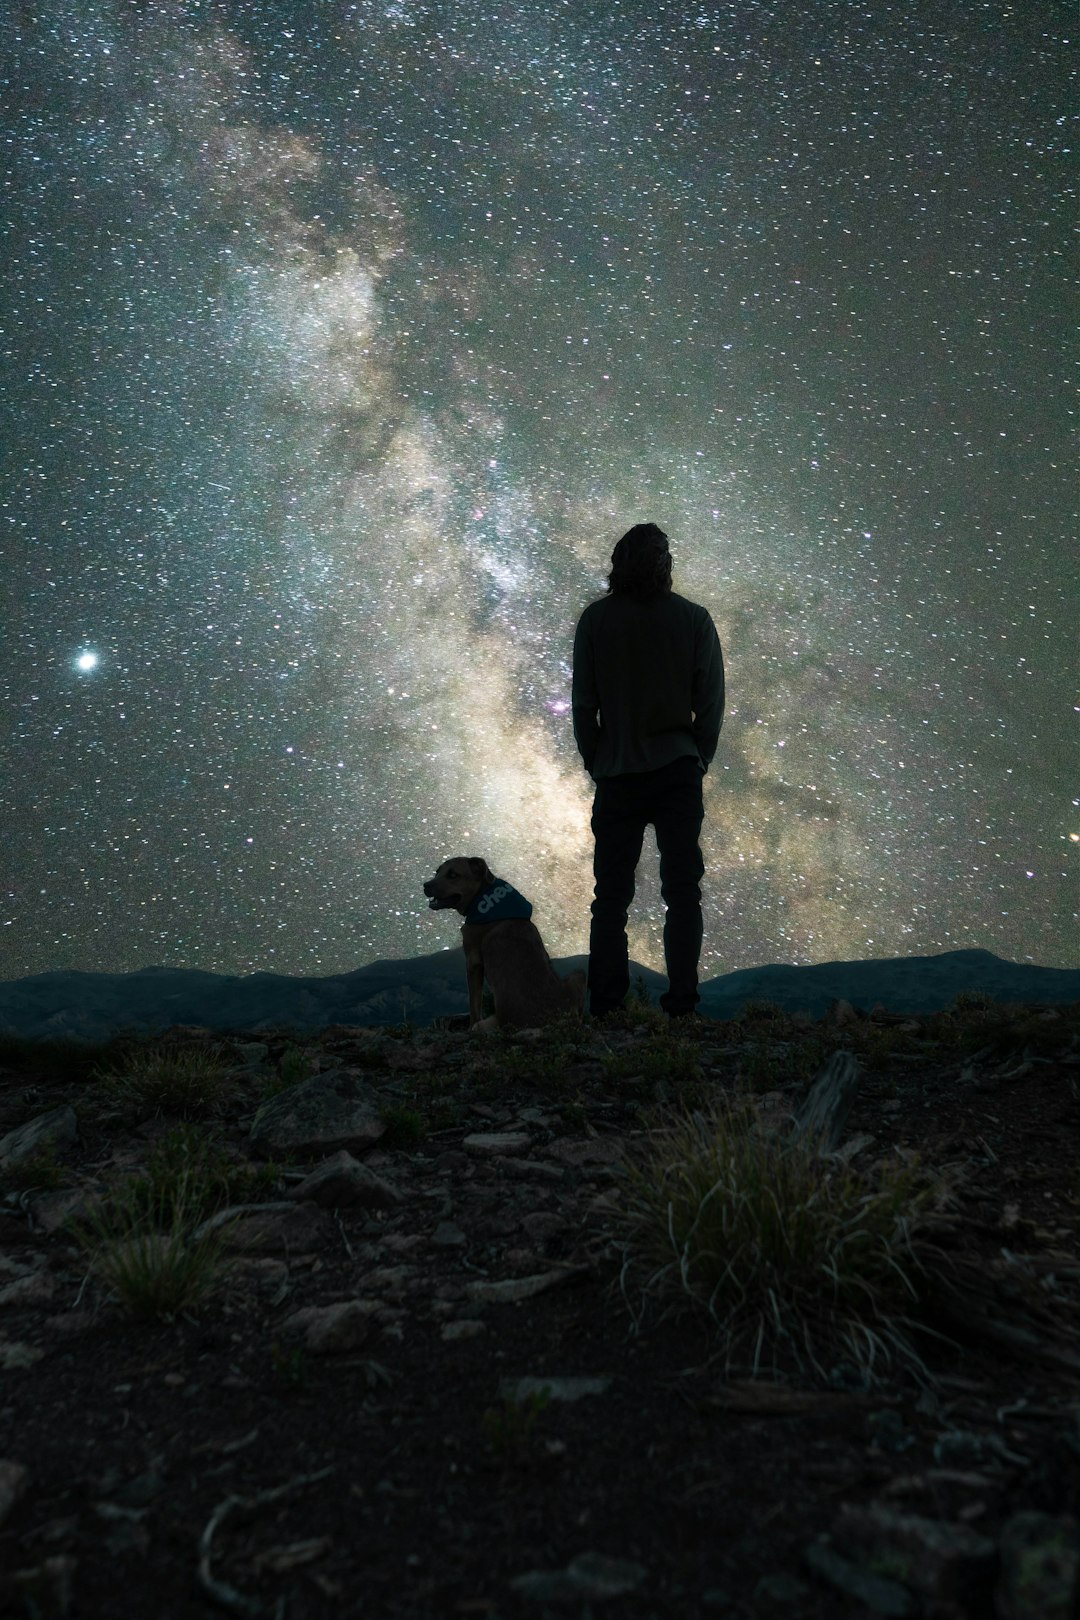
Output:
[423,857,585,1030]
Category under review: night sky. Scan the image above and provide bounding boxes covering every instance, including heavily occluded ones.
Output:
[2,1,1075,983]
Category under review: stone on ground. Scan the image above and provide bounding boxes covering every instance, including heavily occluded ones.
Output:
[0,1106,78,1169]
[286,1150,402,1208]
[248,1071,386,1157]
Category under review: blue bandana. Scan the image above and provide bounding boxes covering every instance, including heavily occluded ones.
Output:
[464,879,534,925]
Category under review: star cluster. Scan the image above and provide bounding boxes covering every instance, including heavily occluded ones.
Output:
[1,1,1074,979]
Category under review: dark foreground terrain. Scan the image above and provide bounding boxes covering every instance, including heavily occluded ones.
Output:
[1,998,1078,1619]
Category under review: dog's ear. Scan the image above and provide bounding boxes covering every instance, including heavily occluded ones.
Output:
[467,857,494,884]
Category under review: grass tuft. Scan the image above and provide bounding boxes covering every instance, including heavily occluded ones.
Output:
[602,1033,703,1093]
[93,1044,235,1119]
[128,1123,281,1224]
[258,1045,319,1098]
[610,1093,937,1382]
[72,1168,230,1319]
[379,1105,428,1149]
[482,1388,550,1459]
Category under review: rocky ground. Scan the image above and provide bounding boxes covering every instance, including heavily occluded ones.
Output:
[0,997,1078,1620]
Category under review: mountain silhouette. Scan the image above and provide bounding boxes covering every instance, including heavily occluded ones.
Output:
[0,948,1076,1040]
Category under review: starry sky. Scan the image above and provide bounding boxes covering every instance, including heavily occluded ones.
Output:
[2,0,1075,983]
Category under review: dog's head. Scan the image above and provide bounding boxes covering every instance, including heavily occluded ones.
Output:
[423,857,495,915]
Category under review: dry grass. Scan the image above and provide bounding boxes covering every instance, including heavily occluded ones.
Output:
[93,1044,236,1119]
[72,1167,232,1319]
[610,1093,938,1382]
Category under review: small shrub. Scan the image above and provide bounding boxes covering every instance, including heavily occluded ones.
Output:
[610,1094,936,1381]
[738,999,790,1026]
[72,1171,229,1319]
[557,1099,588,1132]
[494,1045,570,1093]
[128,1124,280,1226]
[604,1000,666,1033]
[258,1045,320,1099]
[425,1101,466,1133]
[951,989,994,1012]
[473,1032,588,1096]
[482,1388,550,1458]
[603,1035,702,1091]
[281,1045,318,1086]
[379,1106,427,1150]
[93,1044,235,1119]
[738,1035,830,1091]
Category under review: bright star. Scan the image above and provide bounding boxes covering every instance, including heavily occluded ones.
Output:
[75,650,99,672]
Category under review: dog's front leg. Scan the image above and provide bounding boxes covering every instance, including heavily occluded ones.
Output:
[462,927,486,1025]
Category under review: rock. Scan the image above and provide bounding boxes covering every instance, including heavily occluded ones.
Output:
[496,1157,566,1181]
[0,1340,44,1370]
[804,1536,919,1617]
[229,1256,289,1292]
[383,1042,435,1071]
[467,1268,585,1305]
[441,1320,485,1342]
[248,1071,386,1158]
[44,1311,95,1337]
[510,1551,646,1603]
[286,1150,402,1209]
[365,1265,413,1294]
[996,1511,1080,1620]
[0,1106,78,1170]
[833,1502,996,1607]
[28,1186,100,1235]
[462,1131,532,1157]
[543,1137,625,1168]
[500,1376,611,1403]
[520,1211,568,1243]
[281,1301,378,1353]
[12,1554,76,1618]
[378,1233,426,1256]
[431,1221,467,1248]
[0,1273,55,1307]
[933,1429,1008,1469]
[193,1201,330,1253]
[433,1150,471,1173]
[0,1459,29,1528]
[831,1130,877,1164]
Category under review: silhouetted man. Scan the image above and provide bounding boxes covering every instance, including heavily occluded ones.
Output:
[572,523,725,1018]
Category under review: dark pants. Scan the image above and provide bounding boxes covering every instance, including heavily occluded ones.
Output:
[588,755,705,1017]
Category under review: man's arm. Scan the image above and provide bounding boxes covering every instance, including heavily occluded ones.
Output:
[691,612,725,769]
[571,611,601,774]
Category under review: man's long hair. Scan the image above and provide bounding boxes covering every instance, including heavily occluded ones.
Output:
[606,523,672,601]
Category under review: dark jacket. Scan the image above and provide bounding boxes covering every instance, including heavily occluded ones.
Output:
[571,590,725,779]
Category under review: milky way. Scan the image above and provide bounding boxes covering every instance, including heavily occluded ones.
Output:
[2,1,1075,981]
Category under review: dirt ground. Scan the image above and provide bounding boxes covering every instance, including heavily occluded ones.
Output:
[1,998,1078,1620]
